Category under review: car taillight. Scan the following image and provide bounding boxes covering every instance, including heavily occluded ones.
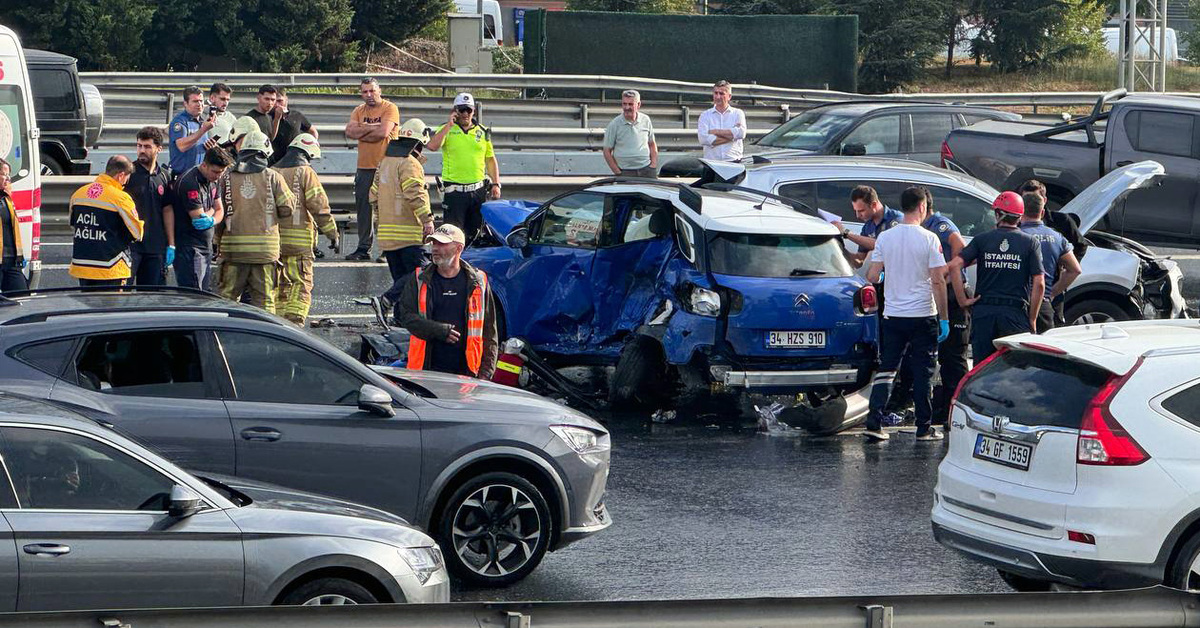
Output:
[940,141,954,168]
[950,346,1008,410]
[854,284,878,315]
[1077,358,1148,466]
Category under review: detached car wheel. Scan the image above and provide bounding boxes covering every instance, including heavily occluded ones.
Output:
[280,577,378,605]
[609,336,673,408]
[438,471,552,587]
[1066,299,1132,326]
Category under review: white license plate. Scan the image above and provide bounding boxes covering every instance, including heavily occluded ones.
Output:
[767,331,826,348]
[974,434,1033,471]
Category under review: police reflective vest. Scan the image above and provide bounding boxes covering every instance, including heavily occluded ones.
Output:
[407,268,489,375]
[273,164,336,258]
[68,174,145,280]
[219,169,296,264]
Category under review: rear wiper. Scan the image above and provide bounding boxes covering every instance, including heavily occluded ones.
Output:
[971,391,1014,408]
[790,268,828,276]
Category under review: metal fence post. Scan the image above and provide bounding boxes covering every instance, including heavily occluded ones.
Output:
[862,604,893,628]
[580,103,589,128]
[681,106,689,129]
[164,92,175,124]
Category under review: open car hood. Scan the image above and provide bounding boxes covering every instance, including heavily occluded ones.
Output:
[1061,160,1165,235]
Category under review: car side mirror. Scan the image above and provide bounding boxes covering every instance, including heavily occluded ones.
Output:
[168,484,202,519]
[840,142,867,156]
[506,227,529,249]
[358,384,395,417]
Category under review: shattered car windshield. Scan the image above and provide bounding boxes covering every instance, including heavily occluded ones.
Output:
[707,233,854,278]
[756,110,857,150]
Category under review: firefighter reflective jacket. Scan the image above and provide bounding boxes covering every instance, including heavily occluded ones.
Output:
[68,174,144,280]
[218,169,296,264]
[273,164,337,258]
[371,154,432,251]
[397,260,498,379]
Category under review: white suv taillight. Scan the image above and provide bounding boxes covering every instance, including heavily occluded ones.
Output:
[1077,358,1149,466]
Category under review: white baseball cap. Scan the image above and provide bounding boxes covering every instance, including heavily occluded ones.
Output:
[453,93,475,109]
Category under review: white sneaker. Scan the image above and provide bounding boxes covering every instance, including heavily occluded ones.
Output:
[864,428,890,441]
[916,427,944,441]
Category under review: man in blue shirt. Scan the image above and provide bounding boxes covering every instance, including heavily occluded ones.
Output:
[168,86,214,176]
[947,192,1045,362]
[1019,192,1081,332]
[921,189,969,427]
[835,185,902,268]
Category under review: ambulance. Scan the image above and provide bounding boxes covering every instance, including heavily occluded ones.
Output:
[0,25,40,287]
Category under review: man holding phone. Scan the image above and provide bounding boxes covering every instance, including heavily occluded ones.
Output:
[426,93,501,247]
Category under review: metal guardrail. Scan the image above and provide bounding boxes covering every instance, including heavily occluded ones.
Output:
[84,71,1189,111]
[94,123,768,152]
[0,587,1196,627]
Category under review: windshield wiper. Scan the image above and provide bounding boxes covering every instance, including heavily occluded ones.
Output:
[790,268,828,276]
[971,391,1015,408]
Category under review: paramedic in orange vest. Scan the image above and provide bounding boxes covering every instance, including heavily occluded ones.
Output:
[397,223,498,378]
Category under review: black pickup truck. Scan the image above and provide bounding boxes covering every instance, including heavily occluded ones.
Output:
[943,88,1200,247]
[25,49,101,175]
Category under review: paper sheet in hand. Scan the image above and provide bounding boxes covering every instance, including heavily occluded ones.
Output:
[816,208,840,223]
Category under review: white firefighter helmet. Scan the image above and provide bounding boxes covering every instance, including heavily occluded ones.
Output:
[210,115,236,145]
[240,129,273,157]
[397,118,431,145]
[288,133,322,159]
[229,116,260,144]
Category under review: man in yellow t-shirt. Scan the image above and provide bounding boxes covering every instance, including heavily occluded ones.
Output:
[344,77,400,261]
[426,93,501,246]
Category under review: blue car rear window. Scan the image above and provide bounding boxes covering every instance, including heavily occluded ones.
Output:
[708,233,853,278]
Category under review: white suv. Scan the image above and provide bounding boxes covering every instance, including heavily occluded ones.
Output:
[932,319,1200,591]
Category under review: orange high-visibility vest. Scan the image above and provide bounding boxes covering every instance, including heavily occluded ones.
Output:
[407,268,488,375]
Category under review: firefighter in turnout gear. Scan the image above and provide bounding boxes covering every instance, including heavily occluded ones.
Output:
[216,129,296,312]
[272,133,339,324]
[69,156,145,286]
[371,118,435,318]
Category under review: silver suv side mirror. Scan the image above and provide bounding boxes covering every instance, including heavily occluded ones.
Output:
[168,484,202,518]
[358,384,395,417]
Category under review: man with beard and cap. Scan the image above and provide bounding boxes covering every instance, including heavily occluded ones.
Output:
[128,126,175,285]
[361,118,435,323]
[215,129,296,312]
[271,133,339,325]
[397,223,498,379]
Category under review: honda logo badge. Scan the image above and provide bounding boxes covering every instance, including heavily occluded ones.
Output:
[992,415,1010,434]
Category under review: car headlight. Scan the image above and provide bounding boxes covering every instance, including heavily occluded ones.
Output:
[397,546,444,585]
[550,425,610,454]
[687,286,722,317]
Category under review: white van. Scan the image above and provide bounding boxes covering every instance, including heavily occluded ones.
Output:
[453,0,505,47]
[0,25,41,287]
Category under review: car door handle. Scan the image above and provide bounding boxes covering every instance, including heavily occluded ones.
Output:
[240,427,282,442]
[566,266,586,276]
[23,544,70,556]
[1116,160,1133,167]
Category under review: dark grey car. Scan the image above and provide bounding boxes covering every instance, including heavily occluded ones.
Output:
[0,396,450,610]
[0,288,612,587]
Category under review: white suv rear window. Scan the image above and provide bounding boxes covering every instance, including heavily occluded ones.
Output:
[958,351,1109,429]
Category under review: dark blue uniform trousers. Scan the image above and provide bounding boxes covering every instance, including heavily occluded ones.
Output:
[970,304,1030,363]
[867,315,939,432]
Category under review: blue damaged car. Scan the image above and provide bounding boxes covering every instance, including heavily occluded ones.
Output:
[463,179,878,432]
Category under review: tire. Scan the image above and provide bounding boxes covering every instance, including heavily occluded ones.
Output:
[39,156,65,177]
[608,336,673,409]
[1065,298,1134,326]
[436,471,552,588]
[997,569,1053,592]
[1167,532,1200,589]
[278,577,378,606]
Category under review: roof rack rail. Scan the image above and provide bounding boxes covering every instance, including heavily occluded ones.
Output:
[588,176,704,213]
[2,285,224,299]
[699,183,815,215]
[0,305,279,327]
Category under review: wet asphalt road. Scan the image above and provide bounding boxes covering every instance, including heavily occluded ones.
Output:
[26,235,1200,601]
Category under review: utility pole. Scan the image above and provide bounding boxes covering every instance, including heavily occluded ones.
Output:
[1117,0,1169,92]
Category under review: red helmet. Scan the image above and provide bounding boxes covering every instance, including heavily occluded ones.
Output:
[992,191,1024,217]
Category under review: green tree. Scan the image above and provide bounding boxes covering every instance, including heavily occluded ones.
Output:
[825,0,947,92]
[714,0,822,14]
[565,0,693,14]
[351,0,455,44]
[1186,0,1200,63]
[6,0,156,70]
[973,0,1107,72]
[213,0,360,72]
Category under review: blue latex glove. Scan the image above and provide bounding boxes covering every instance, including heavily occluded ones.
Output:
[192,215,215,230]
[937,319,950,343]
[18,258,26,269]
[166,245,176,266]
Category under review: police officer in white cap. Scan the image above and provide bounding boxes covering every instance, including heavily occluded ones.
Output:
[426,93,501,246]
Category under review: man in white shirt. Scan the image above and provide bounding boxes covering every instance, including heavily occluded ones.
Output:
[863,186,951,442]
[697,80,747,161]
